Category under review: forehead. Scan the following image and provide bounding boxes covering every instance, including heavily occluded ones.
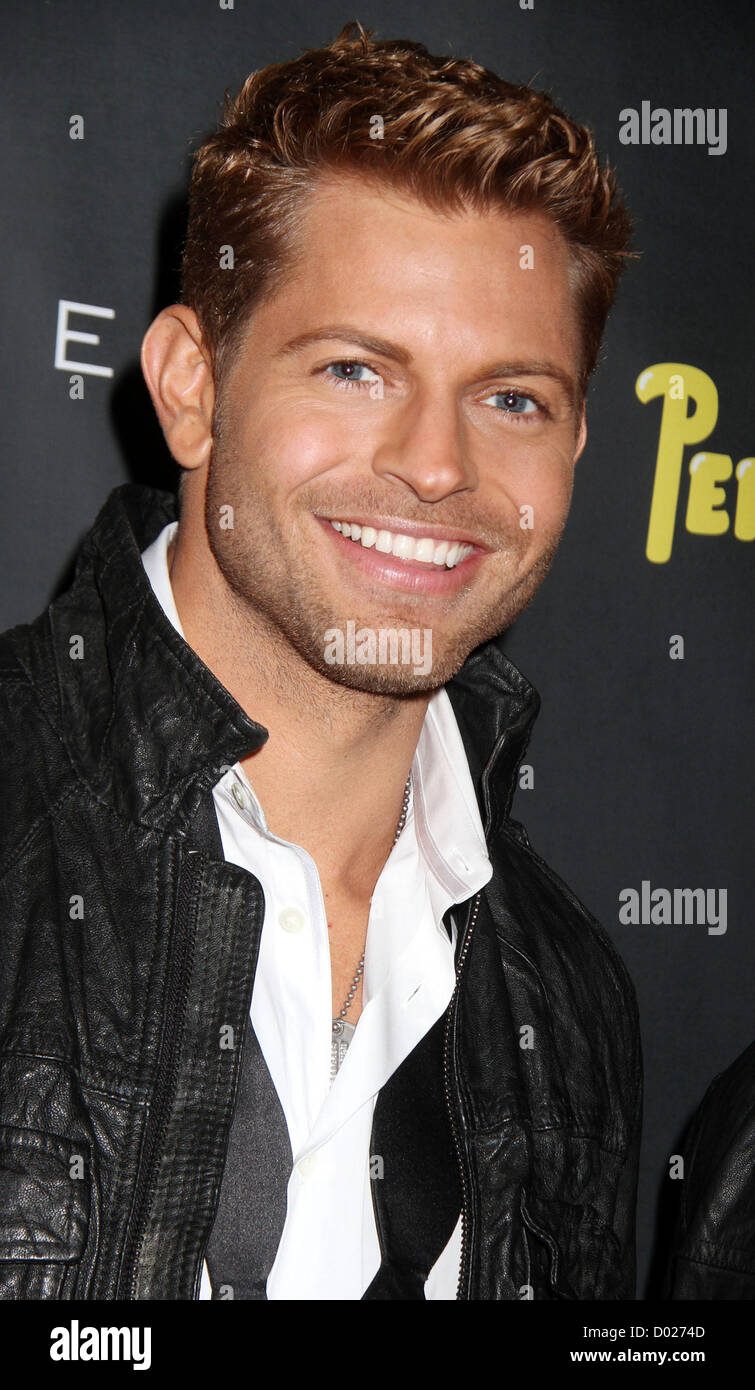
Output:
[257,171,581,368]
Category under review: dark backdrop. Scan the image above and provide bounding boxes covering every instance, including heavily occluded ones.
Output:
[1,0,753,1298]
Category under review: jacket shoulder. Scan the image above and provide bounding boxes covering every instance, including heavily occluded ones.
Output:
[484,816,642,1150]
[0,610,60,745]
[498,816,640,1027]
[0,610,77,873]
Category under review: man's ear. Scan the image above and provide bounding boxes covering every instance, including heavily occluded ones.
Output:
[574,407,588,464]
[140,305,215,472]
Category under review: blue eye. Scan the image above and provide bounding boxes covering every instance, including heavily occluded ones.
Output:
[325,360,380,388]
[486,389,538,415]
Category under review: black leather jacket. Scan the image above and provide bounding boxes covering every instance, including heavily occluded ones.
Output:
[0,483,642,1300]
[664,1039,755,1299]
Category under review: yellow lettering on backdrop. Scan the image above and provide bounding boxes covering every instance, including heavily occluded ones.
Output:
[636,364,718,563]
[734,459,755,541]
[686,452,732,535]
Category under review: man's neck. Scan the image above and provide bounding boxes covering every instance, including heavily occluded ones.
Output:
[167,528,431,900]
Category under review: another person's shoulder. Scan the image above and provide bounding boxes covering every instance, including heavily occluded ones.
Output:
[666,1038,755,1298]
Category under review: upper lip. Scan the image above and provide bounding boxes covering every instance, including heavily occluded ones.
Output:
[316,513,489,551]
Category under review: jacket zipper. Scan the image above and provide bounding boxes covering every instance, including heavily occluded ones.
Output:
[121,847,201,1299]
[443,888,482,1302]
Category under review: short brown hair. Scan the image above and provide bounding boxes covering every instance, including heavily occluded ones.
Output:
[181,20,633,407]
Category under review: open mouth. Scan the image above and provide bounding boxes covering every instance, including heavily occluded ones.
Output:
[327,519,475,569]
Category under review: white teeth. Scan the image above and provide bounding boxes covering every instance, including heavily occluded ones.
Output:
[414,538,435,564]
[445,543,460,567]
[392,533,415,560]
[328,519,474,569]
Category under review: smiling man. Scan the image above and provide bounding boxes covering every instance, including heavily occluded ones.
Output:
[0,22,641,1300]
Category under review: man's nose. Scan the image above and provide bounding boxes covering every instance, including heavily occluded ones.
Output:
[369,385,477,502]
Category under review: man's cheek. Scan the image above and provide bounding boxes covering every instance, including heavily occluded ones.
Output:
[533,462,575,532]
[507,479,569,545]
[263,420,357,484]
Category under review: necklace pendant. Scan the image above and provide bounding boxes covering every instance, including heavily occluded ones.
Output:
[330,1018,356,1080]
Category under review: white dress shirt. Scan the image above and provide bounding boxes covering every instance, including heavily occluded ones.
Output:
[141,520,492,1299]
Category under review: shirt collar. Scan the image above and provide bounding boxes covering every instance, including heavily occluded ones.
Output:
[141,519,491,895]
[143,519,184,637]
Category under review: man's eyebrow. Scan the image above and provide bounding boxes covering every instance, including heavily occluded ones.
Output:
[482,360,577,409]
[278,326,412,367]
[277,326,577,408]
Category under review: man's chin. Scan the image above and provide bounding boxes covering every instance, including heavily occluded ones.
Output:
[297,627,496,697]
[317,660,448,697]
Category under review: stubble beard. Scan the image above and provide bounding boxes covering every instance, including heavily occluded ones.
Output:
[204,438,566,698]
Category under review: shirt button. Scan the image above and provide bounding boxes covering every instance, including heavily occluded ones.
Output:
[232,783,251,811]
[297,1154,318,1179]
[279,906,306,933]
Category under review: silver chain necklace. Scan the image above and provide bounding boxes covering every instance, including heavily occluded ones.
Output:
[330,771,412,1080]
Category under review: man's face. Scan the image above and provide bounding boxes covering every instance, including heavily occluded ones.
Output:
[204,174,587,693]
